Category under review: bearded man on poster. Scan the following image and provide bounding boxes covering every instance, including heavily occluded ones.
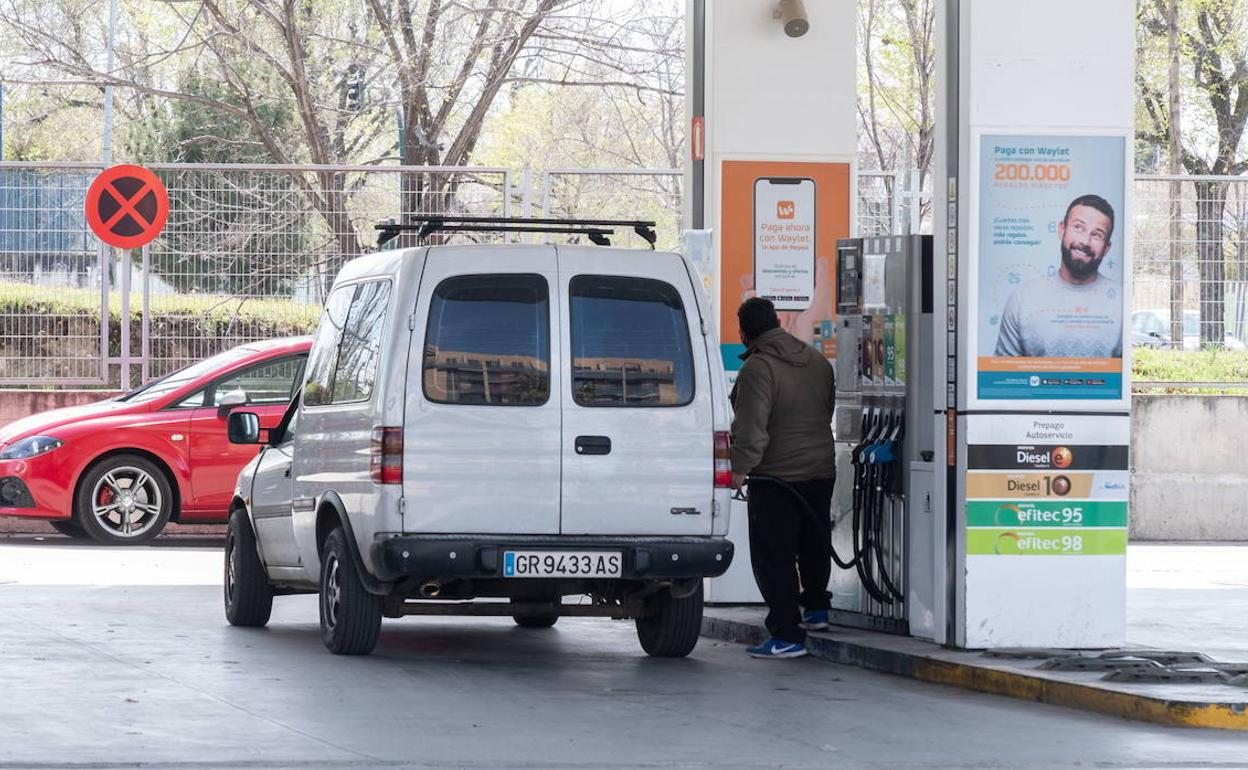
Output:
[995,194,1123,359]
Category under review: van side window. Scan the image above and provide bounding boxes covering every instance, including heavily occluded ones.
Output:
[213,355,306,406]
[303,286,354,407]
[424,274,550,406]
[331,281,391,403]
[570,275,694,407]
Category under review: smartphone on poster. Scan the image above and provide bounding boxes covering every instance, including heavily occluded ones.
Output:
[753,177,816,311]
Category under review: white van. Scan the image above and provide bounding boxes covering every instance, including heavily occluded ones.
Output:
[224,242,735,657]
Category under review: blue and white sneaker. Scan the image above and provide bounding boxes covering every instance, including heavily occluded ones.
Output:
[800,609,830,631]
[746,638,809,659]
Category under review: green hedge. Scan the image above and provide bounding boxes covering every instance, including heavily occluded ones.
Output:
[0,282,320,332]
[4,282,1247,392]
[0,282,320,373]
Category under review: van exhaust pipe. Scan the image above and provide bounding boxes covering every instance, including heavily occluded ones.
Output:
[418,581,442,598]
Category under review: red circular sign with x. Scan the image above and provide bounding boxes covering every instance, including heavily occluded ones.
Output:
[85,164,169,249]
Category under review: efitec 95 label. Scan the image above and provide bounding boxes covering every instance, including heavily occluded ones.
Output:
[966,501,1128,528]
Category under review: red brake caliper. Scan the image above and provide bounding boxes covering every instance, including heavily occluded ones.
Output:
[97,486,115,517]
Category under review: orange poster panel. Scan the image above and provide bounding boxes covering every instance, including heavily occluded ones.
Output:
[718,161,851,364]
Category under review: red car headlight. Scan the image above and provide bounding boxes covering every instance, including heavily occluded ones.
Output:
[0,436,64,460]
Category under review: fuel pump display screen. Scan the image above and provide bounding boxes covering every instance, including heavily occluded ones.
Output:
[862,252,887,310]
[837,242,862,314]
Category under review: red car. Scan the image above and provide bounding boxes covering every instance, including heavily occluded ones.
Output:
[0,337,311,544]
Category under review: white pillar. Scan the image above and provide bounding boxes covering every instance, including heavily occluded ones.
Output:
[937,0,1135,648]
[692,0,857,603]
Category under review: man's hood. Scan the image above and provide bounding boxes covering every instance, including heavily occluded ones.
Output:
[745,328,811,367]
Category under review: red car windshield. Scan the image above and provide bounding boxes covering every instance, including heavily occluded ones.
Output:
[118,347,258,405]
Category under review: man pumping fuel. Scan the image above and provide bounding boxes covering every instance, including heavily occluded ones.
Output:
[730,298,836,659]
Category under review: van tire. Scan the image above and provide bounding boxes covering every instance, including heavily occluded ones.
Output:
[512,614,558,629]
[319,527,382,655]
[635,582,704,658]
[224,510,273,628]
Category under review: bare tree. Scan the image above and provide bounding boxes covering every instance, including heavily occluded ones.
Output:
[0,0,681,261]
[856,0,935,229]
[1167,0,1184,346]
[1140,0,1248,346]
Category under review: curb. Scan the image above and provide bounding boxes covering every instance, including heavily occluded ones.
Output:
[701,614,1248,731]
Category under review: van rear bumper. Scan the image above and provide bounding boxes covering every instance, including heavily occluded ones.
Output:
[370,534,734,583]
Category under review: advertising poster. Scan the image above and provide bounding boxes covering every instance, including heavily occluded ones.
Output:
[975,135,1126,401]
[719,160,851,375]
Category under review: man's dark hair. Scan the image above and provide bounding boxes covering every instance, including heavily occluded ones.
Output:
[1063,194,1115,240]
[738,297,780,342]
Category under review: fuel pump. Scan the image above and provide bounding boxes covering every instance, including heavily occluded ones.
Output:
[706,235,935,626]
[828,235,934,632]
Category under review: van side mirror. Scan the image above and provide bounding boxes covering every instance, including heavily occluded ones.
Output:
[217,389,248,418]
[227,411,261,445]
[219,389,247,406]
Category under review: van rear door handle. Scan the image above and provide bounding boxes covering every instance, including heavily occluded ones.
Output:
[574,435,612,455]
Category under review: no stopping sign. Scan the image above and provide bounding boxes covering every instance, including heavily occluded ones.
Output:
[85,164,169,249]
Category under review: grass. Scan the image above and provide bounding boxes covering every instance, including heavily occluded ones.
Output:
[1132,347,1248,394]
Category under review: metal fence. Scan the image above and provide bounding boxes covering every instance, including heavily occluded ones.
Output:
[1,163,1246,388]
[1133,175,1248,346]
[0,167,100,382]
[857,170,929,237]
[0,162,512,386]
[863,172,1248,388]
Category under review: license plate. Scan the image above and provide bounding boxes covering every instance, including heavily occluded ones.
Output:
[503,551,622,578]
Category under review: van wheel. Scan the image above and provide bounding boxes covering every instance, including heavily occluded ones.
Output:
[512,613,558,629]
[75,455,173,545]
[319,527,382,655]
[48,518,90,539]
[635,583,704,658]
[224,510,273,627]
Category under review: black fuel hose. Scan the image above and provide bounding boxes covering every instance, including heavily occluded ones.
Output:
[741,474,896,606]
[868,463,905,602]
[853,461,897,606]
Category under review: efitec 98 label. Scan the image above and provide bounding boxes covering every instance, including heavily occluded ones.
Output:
[966,528,1127,556]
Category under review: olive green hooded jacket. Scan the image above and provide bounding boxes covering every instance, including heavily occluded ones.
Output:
[729,327,836,481]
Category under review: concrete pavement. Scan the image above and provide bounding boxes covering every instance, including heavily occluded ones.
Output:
[1127,544,1248,662]
[2,539,1248,769]
[699,543,1248,730]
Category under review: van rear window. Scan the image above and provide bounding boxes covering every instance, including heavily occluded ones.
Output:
[569,275,695,407]
[423,275,551,407]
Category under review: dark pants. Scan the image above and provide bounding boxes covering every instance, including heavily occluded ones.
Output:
[747,476,835,644]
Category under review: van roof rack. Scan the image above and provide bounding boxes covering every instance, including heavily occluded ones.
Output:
[375,216,658,249]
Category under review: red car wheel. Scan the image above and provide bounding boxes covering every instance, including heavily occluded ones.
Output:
[74,454,173,545]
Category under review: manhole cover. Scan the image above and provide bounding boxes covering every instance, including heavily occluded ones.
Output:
[1099,651,1215,666]
[1040,656,1165,672]
[984,648,1093,660]
[1103,667,1232,685]
[1211,664,1248,676]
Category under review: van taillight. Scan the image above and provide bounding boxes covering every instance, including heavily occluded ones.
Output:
[714,431,733,488]
[370,427,403,485]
